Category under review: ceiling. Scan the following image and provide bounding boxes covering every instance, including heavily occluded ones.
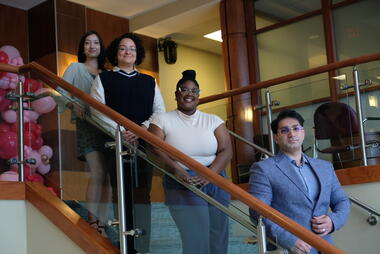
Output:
[0,0,223,55]
[0,0,322,55]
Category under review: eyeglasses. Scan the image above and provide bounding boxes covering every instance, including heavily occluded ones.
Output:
[118,46,137,52]
[278,125,304,135]
[178,87,200,96]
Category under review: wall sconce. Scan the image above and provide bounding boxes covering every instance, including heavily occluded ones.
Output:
[158,38,177,64]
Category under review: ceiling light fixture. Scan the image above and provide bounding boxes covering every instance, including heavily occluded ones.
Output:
[331,74,346,81]
[204,30,222,42]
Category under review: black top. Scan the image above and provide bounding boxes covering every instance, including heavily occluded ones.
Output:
[99,69,155,125]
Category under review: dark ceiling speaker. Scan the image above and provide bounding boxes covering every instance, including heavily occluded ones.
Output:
[158,38,177,64]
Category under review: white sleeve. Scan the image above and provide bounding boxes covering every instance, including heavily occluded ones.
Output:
[141,82,166,128]
[90,75,125,136]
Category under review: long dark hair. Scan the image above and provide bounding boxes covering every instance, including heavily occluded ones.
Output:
[106,33,145,66]
[77,31,106,70]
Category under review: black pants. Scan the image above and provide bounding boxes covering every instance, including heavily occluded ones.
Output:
[104,147,153,253]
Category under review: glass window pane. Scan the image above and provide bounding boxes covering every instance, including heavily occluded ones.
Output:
[255,0,321,30]
[257,15,328,105]
[334,0,380,60]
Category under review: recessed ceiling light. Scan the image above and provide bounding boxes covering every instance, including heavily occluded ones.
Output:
[204,30,222,42]
[331,74,346,81]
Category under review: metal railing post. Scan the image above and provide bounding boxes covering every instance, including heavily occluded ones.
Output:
[16,79,25,182]
[352,67,368,166]
[265,89,276,154]
[115,125,128,254]
[257,216,267,254]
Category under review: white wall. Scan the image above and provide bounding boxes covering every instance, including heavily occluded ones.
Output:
[0,200,27,254]
[0,200,85,254]
[26,202,85,254]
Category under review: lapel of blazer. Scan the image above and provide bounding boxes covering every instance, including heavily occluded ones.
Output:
[275,153,313,204]
[305,155,324,206]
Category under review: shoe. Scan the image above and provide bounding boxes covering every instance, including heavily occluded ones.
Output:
[89,220,107,237]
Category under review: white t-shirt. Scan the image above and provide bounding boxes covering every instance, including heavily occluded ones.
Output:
[151,109,224,169]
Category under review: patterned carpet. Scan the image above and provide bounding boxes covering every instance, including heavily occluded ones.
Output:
[65,200,258,253]
[150,202,257,254]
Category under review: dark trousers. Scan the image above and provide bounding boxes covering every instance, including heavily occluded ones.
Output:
[105,147,153,253]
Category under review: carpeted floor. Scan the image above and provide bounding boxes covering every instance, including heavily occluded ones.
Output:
[65,200,258,253]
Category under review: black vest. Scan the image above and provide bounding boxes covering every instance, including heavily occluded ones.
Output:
[99,70,155,125]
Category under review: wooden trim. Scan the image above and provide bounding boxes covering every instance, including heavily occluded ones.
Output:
[198,53,380,104]
[0,63,20,73]
[260,96,331,116]
[0,182,25,200]
[238,165,380,187]
[337,85,380,99]
[0,61,345,253]
[254,0,361,34]
[336,165,380,185]
[255,9,322,34]
[322,0,339,101]
[332,0,361,9]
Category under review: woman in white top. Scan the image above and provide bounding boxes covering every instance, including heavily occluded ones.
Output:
[149,70,232,254]
[61,31,108,234]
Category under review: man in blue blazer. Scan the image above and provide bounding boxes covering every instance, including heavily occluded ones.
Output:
[249,110,350,254]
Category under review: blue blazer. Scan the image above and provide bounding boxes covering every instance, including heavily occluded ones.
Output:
[249,153,350,253]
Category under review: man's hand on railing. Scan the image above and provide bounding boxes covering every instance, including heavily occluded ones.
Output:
[311,215,333,237]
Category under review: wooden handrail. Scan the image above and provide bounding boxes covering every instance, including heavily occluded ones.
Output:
[199,52,380,104]
[0,62,345,253]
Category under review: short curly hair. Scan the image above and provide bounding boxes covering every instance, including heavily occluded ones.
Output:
[77,31,106,70]
[106,33,145,66]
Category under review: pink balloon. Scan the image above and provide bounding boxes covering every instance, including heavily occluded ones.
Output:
[31,88,56,114]
[26,110,39,121]
[38,163,50,175]
[2,110,17,123]
[0,171,19,182]
[0,89,12,111]
[0,50,9,64]
[0,45,20,59]
[9,163,18,172]
[0,131,17,159]
[39,145,53,159]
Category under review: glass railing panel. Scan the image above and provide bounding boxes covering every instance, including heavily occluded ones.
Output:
[50,87,118,243]
[133,143,262,254]
[265,73,330,109]
[336,60,380,94]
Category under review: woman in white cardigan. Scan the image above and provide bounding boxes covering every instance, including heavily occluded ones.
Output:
[61,31,109,234]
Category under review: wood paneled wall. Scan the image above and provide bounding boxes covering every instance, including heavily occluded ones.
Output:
[0,4,28,62]
[86,8,129,48]
[57,0,86,55]
[28,0,57,73]
[138,34,159,73]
